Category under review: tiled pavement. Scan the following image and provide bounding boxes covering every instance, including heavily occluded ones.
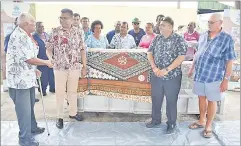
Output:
[1,121,240,145]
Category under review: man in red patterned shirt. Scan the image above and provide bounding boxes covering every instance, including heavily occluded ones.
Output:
[46,8,87,129]
[184,22,200,61]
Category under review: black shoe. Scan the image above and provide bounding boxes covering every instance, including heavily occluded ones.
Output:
[146,120,161,128]
[56,118,64,129]
[31,127,45,135]
[166,124,177,135]
[35,99,39,102]
[49,89,55,93]
[69,114,84,121]
[19,138,39,146]
[43,92,47,96]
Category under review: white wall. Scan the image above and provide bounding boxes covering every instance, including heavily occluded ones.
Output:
[35,2,197,34]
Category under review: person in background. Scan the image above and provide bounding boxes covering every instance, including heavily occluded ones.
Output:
[184,22,200,61]
[139,22,157,49]
[73,13,82,28]
[106,21,121,44]
[46,8,87,129]
[153,14,165,34]
[109,22,136,49]
[188,13,236,138]
[176,25,185,37]
[7,12,53,146]
[2,17,18,92]
[146,17,188,135]
[33,22,55,96]
[128,17,146,46]
[81,17,92,41]
[86,20,109,49]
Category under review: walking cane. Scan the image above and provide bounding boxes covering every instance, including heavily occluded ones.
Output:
[37,77,50,136]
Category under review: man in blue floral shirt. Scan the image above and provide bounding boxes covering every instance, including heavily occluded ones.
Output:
[147,17,188,135]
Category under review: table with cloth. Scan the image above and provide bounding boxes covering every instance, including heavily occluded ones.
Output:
[76,48,239,114]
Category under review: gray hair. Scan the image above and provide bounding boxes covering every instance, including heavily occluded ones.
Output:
[17,12,35,25]
[211,13,223,21]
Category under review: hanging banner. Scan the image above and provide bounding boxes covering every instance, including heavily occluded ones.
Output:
[1,1,35,56]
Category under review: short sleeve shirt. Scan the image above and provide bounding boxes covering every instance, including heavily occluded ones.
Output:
[128,28,146,46]
[148,33,188,80]
[194,31,236,83]
[46,26,86,70]
[6,27,39,89]
[109,34,136,49]
[86,34,109,48]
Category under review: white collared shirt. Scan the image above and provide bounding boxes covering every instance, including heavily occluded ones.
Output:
[6,27,39,89]
[109,34,136,49]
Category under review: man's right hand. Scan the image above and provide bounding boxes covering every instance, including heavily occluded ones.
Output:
[152,67,162,77]
[45,60,53,68]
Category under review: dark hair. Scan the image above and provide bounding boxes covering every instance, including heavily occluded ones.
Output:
[73,13,80,18]
[36,21,43,28]
[121,21,129,28]
[161,16,174,27]
[91,20,103,32]
[146,22,154,28]
[61,8,73,16]
[188,21,196,28]
[178,25,185,30]
[81,17,89,21]
[156,14,165,22]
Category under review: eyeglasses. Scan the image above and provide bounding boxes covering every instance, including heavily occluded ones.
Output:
[133,23,139,25]
[208,21,219,24]
[58,17,71,21]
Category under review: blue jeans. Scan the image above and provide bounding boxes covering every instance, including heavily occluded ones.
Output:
[37,66,55,92]
[9,87,38,142]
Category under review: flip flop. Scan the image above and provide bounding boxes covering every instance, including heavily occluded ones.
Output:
[203,129,213,138]
[188,122,205,129]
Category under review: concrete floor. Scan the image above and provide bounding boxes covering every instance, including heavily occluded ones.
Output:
[1,121,240,145]
[1,88,240,145]
[1,89,240,121]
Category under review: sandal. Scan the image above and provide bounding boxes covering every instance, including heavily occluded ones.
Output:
[188,122,205,129]
[203,129,213,138]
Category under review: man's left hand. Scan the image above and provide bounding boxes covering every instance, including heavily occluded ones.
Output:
[36,69,42,78]
[220,79,228,92]
[156,69,169,77]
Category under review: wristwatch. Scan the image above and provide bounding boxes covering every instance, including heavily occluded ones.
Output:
[165,67,169,72]
[224,76,231,81]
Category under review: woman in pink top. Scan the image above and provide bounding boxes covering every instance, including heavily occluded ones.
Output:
[139,23,156,49]
[184,22,200,61]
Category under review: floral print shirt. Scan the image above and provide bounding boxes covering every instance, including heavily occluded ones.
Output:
[46,26,86,70]
[148,33,188,80]
[6,27,39,89]
[86,34,109,49]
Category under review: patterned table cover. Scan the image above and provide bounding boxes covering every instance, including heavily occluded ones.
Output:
[77,48,240,103]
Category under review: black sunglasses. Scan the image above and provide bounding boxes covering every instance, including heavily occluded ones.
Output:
[133,23,139,25]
